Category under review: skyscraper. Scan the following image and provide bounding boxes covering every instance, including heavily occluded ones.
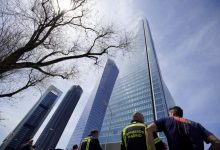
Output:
[99,19,175,149]
[35,85,83,150]
[66,59,119,150]
[0,85,62,150]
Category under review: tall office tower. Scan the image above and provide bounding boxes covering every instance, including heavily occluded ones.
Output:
[35,85,83,150]
[99,19,175,148]
[0,85,62,150]
[66,59,119,150]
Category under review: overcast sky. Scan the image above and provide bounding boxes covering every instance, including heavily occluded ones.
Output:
[1,0,220,149]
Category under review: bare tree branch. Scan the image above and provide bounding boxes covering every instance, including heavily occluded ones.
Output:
[0,0,133,98]
[0,69,47,97]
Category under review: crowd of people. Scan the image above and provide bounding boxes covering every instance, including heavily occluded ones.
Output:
[77,106,220,150]
[19,106,220,150]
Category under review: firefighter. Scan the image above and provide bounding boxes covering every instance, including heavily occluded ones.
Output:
[80,129,102,150]
[147,106,220,150]
[121,112,166,150]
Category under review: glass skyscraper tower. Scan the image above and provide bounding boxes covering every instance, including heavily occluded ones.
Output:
[0,85,62,150]
[35,85,83,150]
[99,19,175,147]
[66,59,119,150]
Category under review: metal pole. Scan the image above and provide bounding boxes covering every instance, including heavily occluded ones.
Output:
[142,19,157,121]
[104,106,112,150]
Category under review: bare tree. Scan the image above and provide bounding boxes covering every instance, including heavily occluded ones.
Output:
[0,0,132,98]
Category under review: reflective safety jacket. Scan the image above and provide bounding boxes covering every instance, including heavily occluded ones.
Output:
[80,136,102,150]
[121,121,166,150]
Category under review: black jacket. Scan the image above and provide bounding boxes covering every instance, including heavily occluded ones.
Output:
[80,136,102,150]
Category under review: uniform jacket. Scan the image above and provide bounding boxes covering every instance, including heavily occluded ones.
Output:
[80,136,102,150]
[121,121,166,150]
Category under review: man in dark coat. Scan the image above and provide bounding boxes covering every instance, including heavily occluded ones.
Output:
[147,106,220,150]
[80,130,102,150]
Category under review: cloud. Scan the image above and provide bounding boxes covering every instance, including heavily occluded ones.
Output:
[150,1,220,139]
[1,0,220,148]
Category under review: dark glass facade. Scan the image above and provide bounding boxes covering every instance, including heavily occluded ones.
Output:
[35,85,83,150]
[0,85,62,150]
[66,59,119,150]
[99,19,175,144]
[66,86,97,150]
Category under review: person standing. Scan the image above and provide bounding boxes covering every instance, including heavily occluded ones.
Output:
[147,106,220,150]
[80,130,102,150]
[20,139,33,150]
[121,112,166,150]
[72,144,78,150]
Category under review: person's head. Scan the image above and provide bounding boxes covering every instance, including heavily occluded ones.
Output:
[90,129,99,138]
[72,144,78,150]
[28,139,33,145]
[132,112,144,123]
[169,106,183,117]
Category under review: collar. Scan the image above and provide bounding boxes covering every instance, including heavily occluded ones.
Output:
[173,117,188,123]
[131,120,142,124]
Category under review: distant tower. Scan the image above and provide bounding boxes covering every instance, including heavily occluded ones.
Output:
[35,85,83,150]
[99,19,175,148]
[66,59,119,150]
[0,85,62,150]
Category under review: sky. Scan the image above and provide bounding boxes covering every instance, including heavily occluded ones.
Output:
[1,0,220,149]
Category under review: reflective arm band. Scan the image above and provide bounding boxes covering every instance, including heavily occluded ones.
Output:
[86,138,91,150]
[154,137,160,144]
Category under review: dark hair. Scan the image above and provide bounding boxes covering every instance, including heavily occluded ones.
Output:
[73,144,78,149]
[169,106,183,117]
[90,129,98,135]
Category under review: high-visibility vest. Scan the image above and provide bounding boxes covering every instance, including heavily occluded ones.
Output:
[80,137,91,150]
[122,121,151,150]
[122,121,163,150]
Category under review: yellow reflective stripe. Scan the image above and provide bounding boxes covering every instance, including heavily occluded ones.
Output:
[83,137,90,142]
[125,123,146,128]
[123,123,150,149]
[144,126,151,150]
[122,123,144,148]
[154,137,160,144]
[86,138,91,150]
